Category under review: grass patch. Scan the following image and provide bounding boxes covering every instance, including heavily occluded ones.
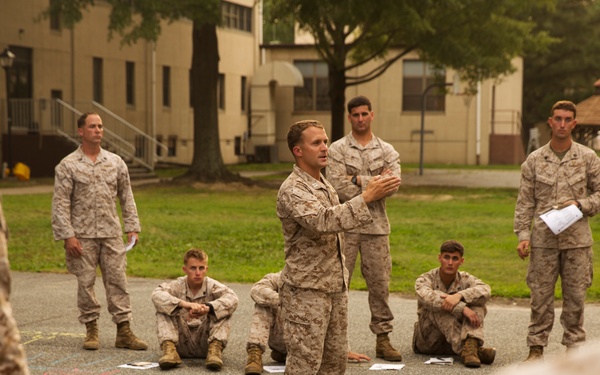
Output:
[5,180,600,301]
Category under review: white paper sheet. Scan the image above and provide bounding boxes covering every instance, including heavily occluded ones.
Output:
[125,235,137,252]
[118,362,159,369]
[424,357,454,365]
[369,363,405,370]
[263,365,286,373]
[539,205,583,235]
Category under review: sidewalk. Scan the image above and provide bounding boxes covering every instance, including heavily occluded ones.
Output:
[11,271,600,375]
[0,169,521,196]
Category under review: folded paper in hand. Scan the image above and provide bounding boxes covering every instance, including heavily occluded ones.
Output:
[125,235,137,252]
[540,205,583,235]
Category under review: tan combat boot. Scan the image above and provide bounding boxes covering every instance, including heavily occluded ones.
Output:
[244,344,264,375]
[158,340,182,370]
[376,333,403,361]
[461,337,481,368]
[478,346,496,365]
[115,321,148,350]
[524,345,543,362]
[83,320,99,350]
[206,340,224,371]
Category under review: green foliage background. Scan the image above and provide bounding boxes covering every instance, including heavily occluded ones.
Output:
[5,182,600,301]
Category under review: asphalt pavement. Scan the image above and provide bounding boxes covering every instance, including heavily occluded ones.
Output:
[10,168,600,375]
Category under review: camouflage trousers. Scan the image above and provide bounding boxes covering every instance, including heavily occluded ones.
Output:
[344,233,393,334]
[280,283,348,375]
[0,231,30,375]
[66,237,132,324]
[246,303,286,354]
[527,246,593,347]
[156,311,231,358]
[412,305,487,355]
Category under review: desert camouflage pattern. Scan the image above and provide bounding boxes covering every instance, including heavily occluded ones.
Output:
[327,133,401,235]
[276,165,373,292]
[68,237,132,324]
[327,134,400,335]
[514,142,600,248]
[152,276,238,357]
[344,233,393,334]
[277,165,371,374]
[526,246,593,347]
[514,141,600,348]
[280,283,348,375]
[414,268,491,354]
[0,201,30,375]
[52,147,140,240]
[246,271,286,353]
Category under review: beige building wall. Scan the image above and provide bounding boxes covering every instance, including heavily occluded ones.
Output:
[2,0,524,168]
[263,47,523,165]
[0,0,257,166]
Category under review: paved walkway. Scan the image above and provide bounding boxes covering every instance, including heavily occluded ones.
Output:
[11,272,600,375]
[9,167,565,375]
[0,169,521,196]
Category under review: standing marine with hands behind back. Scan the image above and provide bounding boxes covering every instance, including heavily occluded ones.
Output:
[514,100,600,362]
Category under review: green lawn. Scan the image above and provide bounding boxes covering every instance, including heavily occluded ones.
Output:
[5,174,600,301]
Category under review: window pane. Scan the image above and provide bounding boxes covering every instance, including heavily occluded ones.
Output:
[126,61,135,105]
[294,79,313,111]
[315,77,330,111]
[402,60,445,112]
[163,66,170,107]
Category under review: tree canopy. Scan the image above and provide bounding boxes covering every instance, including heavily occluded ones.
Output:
[269,0,555,141]
[521,0,600,137]
[45,0,237,182]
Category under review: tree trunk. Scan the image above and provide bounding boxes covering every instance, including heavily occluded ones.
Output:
[184,22,237,182]
[329,64,347,142]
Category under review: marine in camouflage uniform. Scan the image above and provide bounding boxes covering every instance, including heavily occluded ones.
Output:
[152,275,238,358]
[414,266,491,355]
[514,100,600,361]
[277,120,400,375]
[0,200,30,375]
[327,96,401,360]
[413,240,495,368]
[52,112,145,350]
[246,271,286,356]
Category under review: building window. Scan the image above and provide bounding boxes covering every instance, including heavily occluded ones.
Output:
[168,136,177,157]
[294,61,330,111]
[49,0,60,31]
[221,1,252,32]
[93,57,103,103]
[189,69,193,108]
[126,61,135,105]
[163,66,171,107]
[241,76,247,111]
[402,60,446,112]
[218,73,225,110]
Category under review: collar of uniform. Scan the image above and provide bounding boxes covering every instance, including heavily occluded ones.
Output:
[541,141,579,163]
[348,132,379,150]
[292,164,328,190]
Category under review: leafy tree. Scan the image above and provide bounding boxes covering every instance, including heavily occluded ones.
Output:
[269,0,554,141]
[44,0,238,182]
[521,0,600,142]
